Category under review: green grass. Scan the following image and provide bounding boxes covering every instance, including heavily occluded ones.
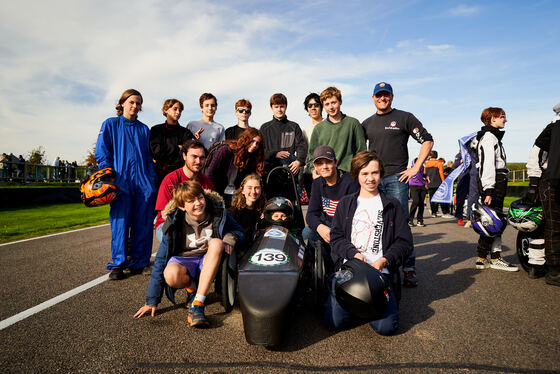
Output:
[504,196,519,208]
[0,203,110,243]
[508,181,529,187]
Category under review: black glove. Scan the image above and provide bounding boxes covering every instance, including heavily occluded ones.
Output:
[525,177,539,203]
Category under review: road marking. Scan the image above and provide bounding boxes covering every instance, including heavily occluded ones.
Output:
[0,224,110,247]
[0,274,109,331]
[0,250,158,330]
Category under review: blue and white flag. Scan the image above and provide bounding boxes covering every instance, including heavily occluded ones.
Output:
[431,132,476,204]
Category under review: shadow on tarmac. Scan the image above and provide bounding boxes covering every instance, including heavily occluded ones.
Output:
[134,360,558,373]
[397,231,476,334]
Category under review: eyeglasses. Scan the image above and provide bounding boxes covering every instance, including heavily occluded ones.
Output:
[237,108,251,114]
[307,103,320,109]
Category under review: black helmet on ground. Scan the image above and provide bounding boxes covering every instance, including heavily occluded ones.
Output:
[334,258,391,320]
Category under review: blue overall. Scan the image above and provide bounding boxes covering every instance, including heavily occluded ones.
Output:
[95,116,157,271]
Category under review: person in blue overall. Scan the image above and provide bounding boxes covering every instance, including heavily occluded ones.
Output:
[95,89,158,280]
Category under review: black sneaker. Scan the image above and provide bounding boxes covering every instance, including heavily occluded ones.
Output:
[109,269,126,280]
[129,265,152,276]
[528,265,546,279]
[545,271,560,287]
[416,221,426,227]
[408,220,415,227]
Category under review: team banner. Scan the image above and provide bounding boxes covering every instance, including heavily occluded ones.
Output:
[431,132,476,204]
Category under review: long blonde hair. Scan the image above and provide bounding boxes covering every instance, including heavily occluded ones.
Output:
[231,173,265,211]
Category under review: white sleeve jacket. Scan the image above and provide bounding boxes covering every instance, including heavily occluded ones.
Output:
[526,123,552,179]
[476,130,507,193]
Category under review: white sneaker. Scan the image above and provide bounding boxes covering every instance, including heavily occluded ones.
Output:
[490,258,519,272]
[442,214,454,218]
[464,221,472,228]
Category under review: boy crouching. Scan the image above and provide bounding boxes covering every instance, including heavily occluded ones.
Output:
[134,180,244,327]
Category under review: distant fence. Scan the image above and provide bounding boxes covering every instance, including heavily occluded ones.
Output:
[0,161,90,183]
[508,169,527,182]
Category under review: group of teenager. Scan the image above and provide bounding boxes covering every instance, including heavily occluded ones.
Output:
[94,84,560,334]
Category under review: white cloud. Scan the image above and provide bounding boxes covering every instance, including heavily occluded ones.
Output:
[428,44,454,51]
[449,4,481,16]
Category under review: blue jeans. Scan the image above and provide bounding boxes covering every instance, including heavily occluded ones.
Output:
[379,173,415,271]
[302,226,320,248]
[323,274,399,335]
[155,224,163,242]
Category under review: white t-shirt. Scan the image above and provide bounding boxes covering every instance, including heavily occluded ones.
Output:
[351,194,388,274]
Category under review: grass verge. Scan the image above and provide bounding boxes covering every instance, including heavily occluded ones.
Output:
[0,203,110,243]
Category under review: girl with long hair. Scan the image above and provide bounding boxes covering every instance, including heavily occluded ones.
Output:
[228,173,266,243]
[204,127,265,205]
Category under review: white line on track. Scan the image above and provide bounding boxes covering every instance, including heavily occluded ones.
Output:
[0,224,110,247]
[0,274,109,331]
[0,250,158,330]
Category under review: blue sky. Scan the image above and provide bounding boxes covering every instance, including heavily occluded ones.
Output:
[1,0,559,163]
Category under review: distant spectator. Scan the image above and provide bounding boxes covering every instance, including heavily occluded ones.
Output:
[408,158,428,227]
[53,156,60,179]
[225,99,253,140]
[16,155,25,179]
[0,153,8,179]
[425,151,451,218]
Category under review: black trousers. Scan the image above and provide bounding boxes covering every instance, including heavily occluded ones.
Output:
[540,177,560,267]
[429,187,449,214]
[409,186,427,222]
[477,173,507,258]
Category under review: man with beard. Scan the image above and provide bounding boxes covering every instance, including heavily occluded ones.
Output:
[154,140,214,241]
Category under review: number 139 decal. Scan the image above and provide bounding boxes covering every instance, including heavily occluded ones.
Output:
[249,249,289,266]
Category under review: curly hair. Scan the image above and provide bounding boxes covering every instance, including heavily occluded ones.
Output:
[231,174,266,211]
[228,128,265,175]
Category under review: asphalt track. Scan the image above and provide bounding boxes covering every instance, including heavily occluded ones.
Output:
[1,216,559,373]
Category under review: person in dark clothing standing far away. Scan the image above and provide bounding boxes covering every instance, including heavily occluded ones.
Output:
[425,151,452,218]
[325,151,413,335]
[260,93,307,175]
[361,82,434,287]
[154,140,214,242]
[303,145,359,272]
[225,99,253,140]
[475,107,518,272]
[524,103,560,285]
[408,158,428,227]
[150,98,196,187]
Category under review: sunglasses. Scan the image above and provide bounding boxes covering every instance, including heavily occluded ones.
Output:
[237,108,251,114]
[307,103,320,109]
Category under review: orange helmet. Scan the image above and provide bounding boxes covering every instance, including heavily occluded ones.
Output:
[80,168,119,207]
